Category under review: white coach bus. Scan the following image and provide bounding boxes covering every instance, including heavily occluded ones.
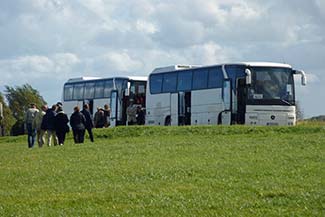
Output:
[145,62,306,126]
[62,76,147,127]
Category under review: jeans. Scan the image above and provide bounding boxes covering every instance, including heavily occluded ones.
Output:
[37,129,46,147]
[27,123,36,148]
[72,129,85,143]
[47,130,58,146]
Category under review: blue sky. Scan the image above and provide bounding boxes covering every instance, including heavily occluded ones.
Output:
[0,0,324,117]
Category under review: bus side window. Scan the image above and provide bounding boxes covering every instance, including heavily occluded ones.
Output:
[104,80,113,97]
[162,72,177,93]
[95,81,105,98]
[150,74,163,94]
[64,85,73,101]
[177,71,192,91]
[84,82,95,99]
[192,69,208,90]
[73,83,84,100]
[208,67,223,88]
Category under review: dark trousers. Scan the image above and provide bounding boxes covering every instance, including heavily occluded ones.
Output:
[72,129,85,143]
[86,127,94,142]
[56,131,67,145]
[27,123,36,148]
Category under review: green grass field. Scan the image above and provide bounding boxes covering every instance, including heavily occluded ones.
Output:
[0,124,324,216]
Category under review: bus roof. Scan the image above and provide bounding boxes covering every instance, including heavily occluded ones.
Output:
[151,65,200,74]
[150,62,293,74]
[240,62,292,68]
[67,77,102,83]
[65,76,147,84]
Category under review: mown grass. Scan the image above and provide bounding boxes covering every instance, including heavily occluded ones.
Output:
[0,124,324,216]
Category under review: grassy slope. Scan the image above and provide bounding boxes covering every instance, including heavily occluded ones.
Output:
[0,125,324,216]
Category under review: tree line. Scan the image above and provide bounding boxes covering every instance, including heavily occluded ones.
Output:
[0,84,46,136]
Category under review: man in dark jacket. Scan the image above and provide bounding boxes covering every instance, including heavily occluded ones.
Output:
[70,106,86,144]
[54,106,69,146]
[41,104,58,146]
[81,103,94,142]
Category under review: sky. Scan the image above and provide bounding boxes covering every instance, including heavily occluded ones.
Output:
[0,0,324,118]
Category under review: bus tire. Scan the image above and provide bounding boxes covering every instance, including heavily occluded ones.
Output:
[218,112,222,125]
[165,116,171,126]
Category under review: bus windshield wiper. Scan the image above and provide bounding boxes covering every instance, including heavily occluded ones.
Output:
[280,99,292,106]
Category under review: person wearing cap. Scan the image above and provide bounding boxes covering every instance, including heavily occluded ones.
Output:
[25,103,39,148]
[56,102,63,107]
[103,104,110,127]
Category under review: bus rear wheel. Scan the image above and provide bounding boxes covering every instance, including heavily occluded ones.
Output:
[164,116,171,126]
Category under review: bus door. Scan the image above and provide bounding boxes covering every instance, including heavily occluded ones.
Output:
[221,79,232,125]
[110,90,118,127]
[236,78,246,124]
[170,93,178,126]
[83,99,94,115]
[178,92,191,125]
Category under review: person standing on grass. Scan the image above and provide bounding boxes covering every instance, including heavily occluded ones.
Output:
[54,106,69,146]
[81,103,94,142]
[34,105,47,147]
[103,104,110,127]
[136,105,145,125]
[25,103,39,148]
[94,107,105,128]
[41,104,58,146]
[70,106,86,144]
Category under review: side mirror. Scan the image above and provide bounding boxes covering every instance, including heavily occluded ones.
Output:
[223,80,232,111]
[245,69,252,85]
[124,88,130,96]
[294,70,307,86]
[125,82,131,96]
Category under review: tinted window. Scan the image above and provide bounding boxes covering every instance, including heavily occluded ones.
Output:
[84,82,95,99]
[95,81,104,98]
[150,74,163,94]
[64,84,73,100]
[73,83,84,100]
[225,65,246,90]
[192,69,208,89]
[115,79,128,99]
[162,72,177,92]
[104,80,113,97]
[208,67,223,88]
[177,71,192,91]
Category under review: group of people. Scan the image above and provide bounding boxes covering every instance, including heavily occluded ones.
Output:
[24,102,96,148]
[93,104,110,128]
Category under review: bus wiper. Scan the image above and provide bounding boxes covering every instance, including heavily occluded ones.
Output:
[280,99,292,106]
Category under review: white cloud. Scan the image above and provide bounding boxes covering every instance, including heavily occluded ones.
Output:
[0,53,80,85]
[136,20,157,34]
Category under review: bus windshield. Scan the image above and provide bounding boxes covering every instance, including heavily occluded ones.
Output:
[248,67,294,105]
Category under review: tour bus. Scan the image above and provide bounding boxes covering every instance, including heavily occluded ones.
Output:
[145,62,306,126]
[62,76,147,127]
